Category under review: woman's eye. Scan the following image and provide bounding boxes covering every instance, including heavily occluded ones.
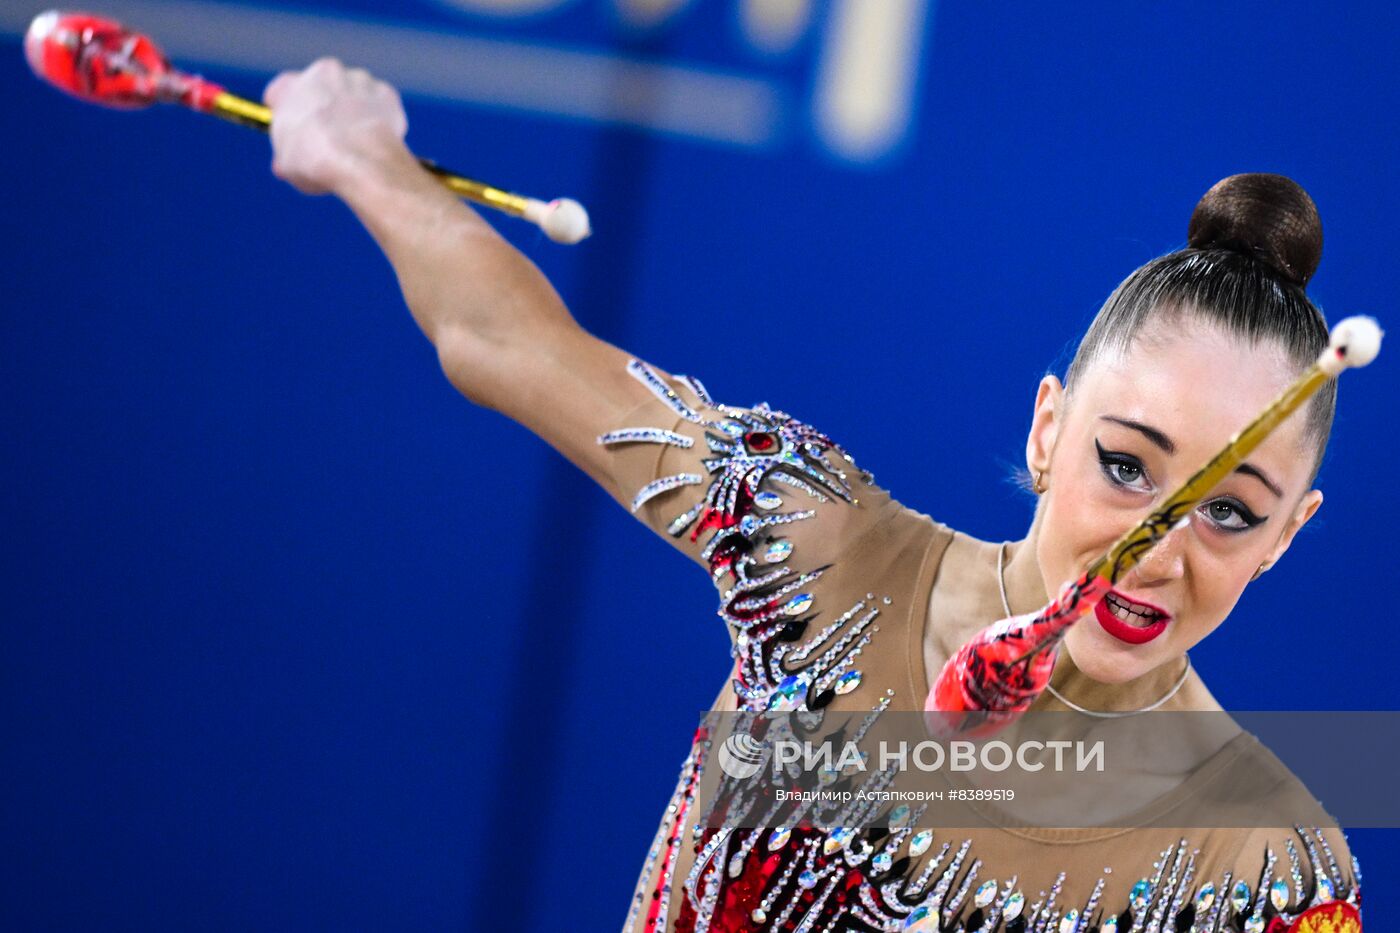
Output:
[1095,440,1151,491]
[1109,462,1143,484]
[1199,498,1264,532]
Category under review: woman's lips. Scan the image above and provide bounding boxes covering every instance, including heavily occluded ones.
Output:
[1093,588,1172,645]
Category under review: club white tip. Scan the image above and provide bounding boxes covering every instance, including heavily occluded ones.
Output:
[539,198,591,245]
[1326,315,1383,371]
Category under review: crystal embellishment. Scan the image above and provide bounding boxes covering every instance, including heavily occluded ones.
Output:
[754,490,782,510]
[767,827,791,851]
[1002,891,1025,920]
[974,880,997,908]
[767,675,807,711]
[824,827,856,855]
[909,830,933,857]
[903,904,938,931]
[785,593,813,615]
[764,539,793,563]
[1194,882,1216,913]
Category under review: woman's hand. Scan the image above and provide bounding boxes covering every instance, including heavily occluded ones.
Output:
[262,57,411,196]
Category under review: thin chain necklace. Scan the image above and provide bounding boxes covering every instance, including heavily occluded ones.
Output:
[996,541,1191,717]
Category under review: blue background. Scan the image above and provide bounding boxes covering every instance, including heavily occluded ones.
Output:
[2,1,1395,928]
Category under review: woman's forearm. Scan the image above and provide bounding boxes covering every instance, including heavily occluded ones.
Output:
[336,141,576,350]
[263,57,581,410]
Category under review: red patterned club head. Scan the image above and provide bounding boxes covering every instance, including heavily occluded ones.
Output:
[25,10,177,109]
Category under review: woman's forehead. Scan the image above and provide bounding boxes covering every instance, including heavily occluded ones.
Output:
[1072,321,1310,465]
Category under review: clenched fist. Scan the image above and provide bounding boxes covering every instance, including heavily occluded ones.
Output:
[262,57,410,195]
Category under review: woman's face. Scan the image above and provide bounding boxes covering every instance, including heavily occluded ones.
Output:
[1027,314,1324,683]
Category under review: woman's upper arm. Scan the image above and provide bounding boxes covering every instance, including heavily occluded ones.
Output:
[446,325,888,574]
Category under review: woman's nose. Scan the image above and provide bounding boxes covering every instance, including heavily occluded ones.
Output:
[1126,520,1188,584]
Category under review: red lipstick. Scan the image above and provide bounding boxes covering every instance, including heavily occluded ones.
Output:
[1094,588,1171,645]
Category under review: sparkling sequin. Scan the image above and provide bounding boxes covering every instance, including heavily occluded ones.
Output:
[974,880,997,908]
[767,675,807,711]
[909,830,933,857]
[754,490,782,510]
[902,904,938,931]
[823,827,856,855]
[764,539,793,563]
[785,593,813,615]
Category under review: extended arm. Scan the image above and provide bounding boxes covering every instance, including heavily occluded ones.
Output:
[262,57,647,488]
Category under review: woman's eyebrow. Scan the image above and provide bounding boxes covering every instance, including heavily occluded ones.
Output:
[1100,414,1284,497]
[1236,463,1283,498]
[1100,415,1175,454]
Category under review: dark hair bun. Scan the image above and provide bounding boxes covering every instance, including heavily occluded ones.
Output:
[1187,173,1323,287]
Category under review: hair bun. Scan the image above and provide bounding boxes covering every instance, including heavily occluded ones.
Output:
[1186,173,1323,287]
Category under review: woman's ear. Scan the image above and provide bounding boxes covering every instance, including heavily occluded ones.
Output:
[1026,374,1064,479]
[1260,488,1324,572]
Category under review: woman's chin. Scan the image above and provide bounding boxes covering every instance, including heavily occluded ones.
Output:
[1062,627,1154,684]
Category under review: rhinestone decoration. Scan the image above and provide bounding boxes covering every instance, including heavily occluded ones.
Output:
[1130,878,1149,911]
[830,670,863,695]
[974,880,997,908]
[754,490,783,510]
[1194,881,1216,913]
[1231,880,1251,913]
[798,870,818,890]
[768,827,791,851]
[1058,908,1079,933]
[909,830,933,857]
[601,359,862,719]
[903,904,938,931]
[1002,890,1025,920]
[1270,877,1290,910]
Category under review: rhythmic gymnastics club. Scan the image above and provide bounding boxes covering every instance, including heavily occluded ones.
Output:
[927,315,1384,736]
[23,10,592,245]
